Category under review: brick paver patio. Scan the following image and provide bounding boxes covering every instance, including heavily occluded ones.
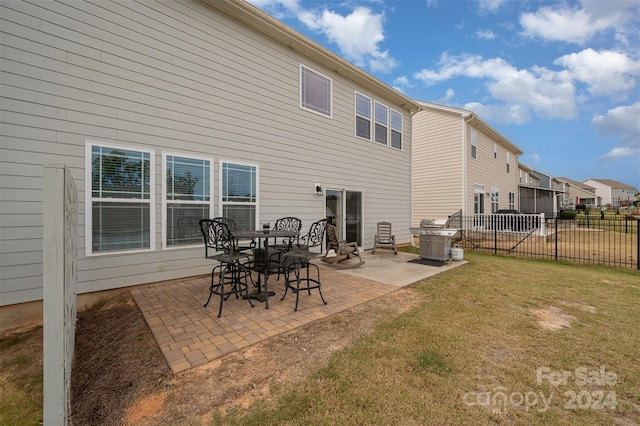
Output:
[132,268,398,373]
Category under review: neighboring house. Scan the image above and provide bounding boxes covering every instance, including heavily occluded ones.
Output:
[584,179,638,207]
[412,101,524,222]
[0,0,420,306]
[556,177,598,208]
[518,164,565,217]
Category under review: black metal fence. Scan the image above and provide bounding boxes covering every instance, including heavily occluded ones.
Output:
[455,214,640,270]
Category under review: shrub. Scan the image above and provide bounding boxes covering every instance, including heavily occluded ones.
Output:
[559,210,577,219]
[576,204,586,210]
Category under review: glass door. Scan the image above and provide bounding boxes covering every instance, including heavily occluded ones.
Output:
[326,189,363,245]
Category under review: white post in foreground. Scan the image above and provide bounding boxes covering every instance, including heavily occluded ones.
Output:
[43,163,78,425]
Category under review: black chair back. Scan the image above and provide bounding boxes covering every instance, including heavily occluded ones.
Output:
[199,218,235,258]
[299,218,328,254]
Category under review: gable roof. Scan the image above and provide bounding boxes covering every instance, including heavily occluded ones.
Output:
[415,101,524,155]
[585,179,636,189]
[203,0,420,114]
[557,177,595,190]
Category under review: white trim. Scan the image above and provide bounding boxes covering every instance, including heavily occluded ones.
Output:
[299,63,333,118]
[218,158,260,229]
[84,140,156,256]
[354,91,372,140]
[161,151,214,250]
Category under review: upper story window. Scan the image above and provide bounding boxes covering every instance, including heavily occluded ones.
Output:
[494,144,497,159]
[221,161,257,230]
[300,65,332,117]
[374,101,388,145]
[86,142,154,254]
[163,154,212,248]
[390,110,403,149]
[355,92,371,139]
[506,152,511,173]
[354,92,403,150]
[471,130,477,159]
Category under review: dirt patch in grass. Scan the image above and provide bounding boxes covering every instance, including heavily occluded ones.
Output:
[529,306,576,330]
[67,287,421,424]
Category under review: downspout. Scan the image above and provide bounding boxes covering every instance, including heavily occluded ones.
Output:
[462,113,472,216]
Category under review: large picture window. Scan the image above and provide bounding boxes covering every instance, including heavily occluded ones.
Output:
[374,101,388,145]
[221,161,257,230]
[355,92,371,139]
[164,154,212,248]
[300,65,332,117]
[390,109,403,149]
[87,142,154,254]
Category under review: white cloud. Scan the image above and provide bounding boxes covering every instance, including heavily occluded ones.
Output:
[414,53,577,122]
[594,102,640,161]
[554,49,640,98]
[298,7,397,73]
[519,1,639,44]
[442,88,455,102]
[593,102,640,145]
[475,29,496,40]
[477,0,507,13]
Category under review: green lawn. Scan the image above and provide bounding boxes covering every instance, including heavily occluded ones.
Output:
[219,252,640,425]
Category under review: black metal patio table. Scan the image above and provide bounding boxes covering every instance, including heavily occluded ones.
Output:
[231,229,299,309]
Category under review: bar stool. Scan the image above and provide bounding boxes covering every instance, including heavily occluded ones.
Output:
[280,249,327,311]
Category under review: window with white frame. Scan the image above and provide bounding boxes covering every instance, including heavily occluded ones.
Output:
[509,192,515,209]
[390,109,403,149]
[494,144,497,159]
[471,130,477,159]
[87,142,153,254]
[506,152,510,173]
[164,154,212,247]
[374,101,388,144]
[491,187,499,213]
[355,92,371,139]
[300,65,331,117]
[221,161,257,230]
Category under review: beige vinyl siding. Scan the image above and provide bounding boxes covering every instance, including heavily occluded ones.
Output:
[0,1,413,304]
[465,124,519,213]
[412,108,464,224]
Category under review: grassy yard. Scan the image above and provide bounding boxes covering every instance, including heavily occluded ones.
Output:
[219,252,640,425]
[1,253,639,425]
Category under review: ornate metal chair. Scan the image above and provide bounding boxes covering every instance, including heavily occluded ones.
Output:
[199,218,254,317]
[279,218,329,311]
[372,221,397,254]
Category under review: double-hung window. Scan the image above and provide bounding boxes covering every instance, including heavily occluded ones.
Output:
[220,161,257,230]
[390,110,403,149]
[509,192,515,209]
[300,65,332,117]
[87,142,154,254]
[374,101,388,144]
[506,152,511,173]
[471,130,477,159]
[355,92,371,139]
[164,154,212,248]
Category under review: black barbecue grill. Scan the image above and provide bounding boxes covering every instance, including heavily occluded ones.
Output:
[409,219,458,262]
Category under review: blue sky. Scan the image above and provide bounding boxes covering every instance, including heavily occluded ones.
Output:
[250,0,640,190]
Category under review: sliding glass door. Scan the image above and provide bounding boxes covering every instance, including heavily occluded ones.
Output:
[326,188,362,245]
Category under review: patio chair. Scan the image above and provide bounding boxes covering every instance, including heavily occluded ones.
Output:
[293,218,328,256]
[323,224,363,265]
[268,216,303,280]
[280,249,327,311]
[372,221,397,254]
[199,218,254,317]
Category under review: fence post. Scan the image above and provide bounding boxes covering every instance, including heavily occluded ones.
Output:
[555,217,558,260]
[494,216,498,254]
[637,219,639,270]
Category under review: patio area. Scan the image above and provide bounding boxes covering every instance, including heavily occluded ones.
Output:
[131,250,466,373]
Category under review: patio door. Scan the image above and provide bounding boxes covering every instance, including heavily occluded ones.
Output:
[326,189,362,245]
[474,185,485,228]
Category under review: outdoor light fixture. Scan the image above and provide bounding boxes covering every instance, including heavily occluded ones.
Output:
[315,184,323,196]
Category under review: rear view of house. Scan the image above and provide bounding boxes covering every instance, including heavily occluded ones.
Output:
[0,0,419,307]
[411,101,523,223]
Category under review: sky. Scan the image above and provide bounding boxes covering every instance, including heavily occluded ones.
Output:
[249,0,640,190]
